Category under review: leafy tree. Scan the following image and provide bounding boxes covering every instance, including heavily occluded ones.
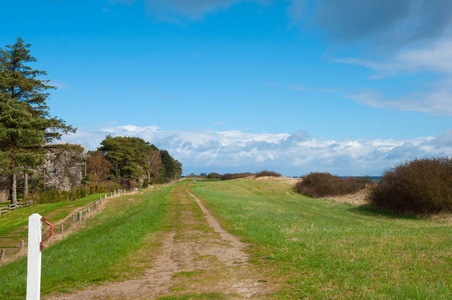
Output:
[87,151,113,184]
[98,135,157,181]
[144,149,162,185]
[99,136,181,186]
[0,37,76,202]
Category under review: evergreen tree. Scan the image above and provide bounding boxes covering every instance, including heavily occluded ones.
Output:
[0,94,50,203]
[0,37,75,140]
[160,150,182,181]
[0,37,76,202]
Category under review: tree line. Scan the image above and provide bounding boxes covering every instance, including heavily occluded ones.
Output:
[0,38,181,204]
[88,135,182,189]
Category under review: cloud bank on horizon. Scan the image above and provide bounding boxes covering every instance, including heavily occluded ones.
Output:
[65,125,452,176]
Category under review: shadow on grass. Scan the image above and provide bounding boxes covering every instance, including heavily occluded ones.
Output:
[349,204,419,220]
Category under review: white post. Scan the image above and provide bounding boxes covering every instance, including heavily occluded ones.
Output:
[26,213,42,300]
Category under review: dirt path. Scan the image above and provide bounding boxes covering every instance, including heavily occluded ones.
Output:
[49,183,278,299]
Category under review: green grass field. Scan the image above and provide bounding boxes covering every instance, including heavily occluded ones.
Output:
[0,186,172,299]
[192,178,452,299]
[1,179,451,299]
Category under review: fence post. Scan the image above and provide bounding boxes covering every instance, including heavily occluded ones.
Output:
[21,240,24,250]
[61,224,64,234]
[26,213,42,300]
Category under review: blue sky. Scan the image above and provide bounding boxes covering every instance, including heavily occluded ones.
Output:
[2,0,451,176]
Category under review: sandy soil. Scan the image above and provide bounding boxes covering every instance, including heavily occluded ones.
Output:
[48,184,278,299]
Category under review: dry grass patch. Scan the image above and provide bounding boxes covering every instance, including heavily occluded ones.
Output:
[325,188,371,206]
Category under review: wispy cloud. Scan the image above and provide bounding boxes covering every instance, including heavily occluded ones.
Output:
[49,80,71,89]
[289,1,452,115]
[348,79,452,115]
[334,38,452,77]
[338,38,452,115]
[62,125,451,176]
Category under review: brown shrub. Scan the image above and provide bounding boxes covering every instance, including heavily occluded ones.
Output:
[254,170,281,178]
[221,172,254,180]
[207,172,222,179]
[368,157,452,214]
[296,172,372,198]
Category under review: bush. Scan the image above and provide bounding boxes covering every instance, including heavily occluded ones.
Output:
[61,191,70,201]
[221,172,254,180]
[207,173,222,179]
[80,187,87,198]
[296,172,371,198]
[368,157,452,214]
[39,188,61,204]
[102,180,121,193]
[255,170,281,178]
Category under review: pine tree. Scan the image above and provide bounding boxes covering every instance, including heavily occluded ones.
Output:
[0,37,76,203]
[0,38,52,115]
[0,37,75,140]
[0,93,50,204]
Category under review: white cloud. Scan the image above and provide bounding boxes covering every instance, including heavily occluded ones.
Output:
[348,78,452,115]
[62,125,451,176]
[335,38,452,76]
[335,37,452,115]
[398,39,452,74]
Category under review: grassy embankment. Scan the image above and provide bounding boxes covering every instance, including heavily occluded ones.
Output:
[0,185,173,299]
[0,193,106,244]
[192,178,452,299]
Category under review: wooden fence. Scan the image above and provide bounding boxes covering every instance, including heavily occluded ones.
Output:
[0,182,181,262]
[0,200,33,217]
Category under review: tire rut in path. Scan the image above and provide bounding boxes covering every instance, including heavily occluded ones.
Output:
[49,184,277,299]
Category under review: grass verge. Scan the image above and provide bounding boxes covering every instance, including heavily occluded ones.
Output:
[0,193,106,237]
[192,178,452,299]
[0,186,172,299]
